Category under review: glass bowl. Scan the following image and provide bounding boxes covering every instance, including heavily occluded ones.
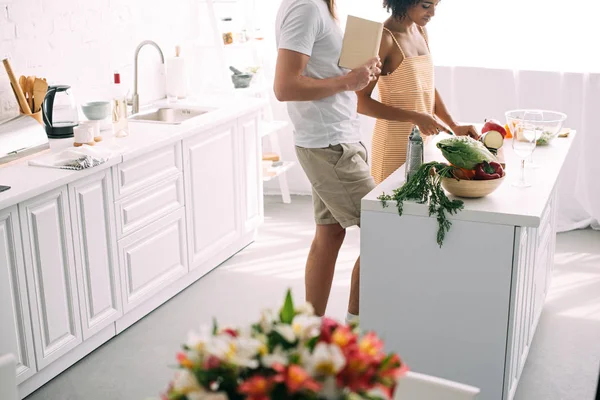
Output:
[505,109,567,145]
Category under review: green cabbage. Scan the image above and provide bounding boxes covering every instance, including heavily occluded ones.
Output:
[436,136,497,170]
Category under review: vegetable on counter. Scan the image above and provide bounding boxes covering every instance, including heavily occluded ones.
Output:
[436,136,498,170]
[480,130,504,151]
[475,161,505,180]
[482,119,507,138]
[451,166,476,180]
[378,162,464,247]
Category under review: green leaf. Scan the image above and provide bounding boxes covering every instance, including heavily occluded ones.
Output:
[306,335,319,352]
[212,317,218,335]
[279,289,295,324]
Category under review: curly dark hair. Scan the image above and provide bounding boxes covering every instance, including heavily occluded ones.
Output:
[383,0,421,20]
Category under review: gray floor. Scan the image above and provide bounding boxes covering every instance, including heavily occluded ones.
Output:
[25,196,600,400]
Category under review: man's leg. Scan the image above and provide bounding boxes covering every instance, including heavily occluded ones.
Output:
[305,223,346,316]
[348,256,360,316]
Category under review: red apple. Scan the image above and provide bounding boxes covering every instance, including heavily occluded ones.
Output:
[482,119,507,138]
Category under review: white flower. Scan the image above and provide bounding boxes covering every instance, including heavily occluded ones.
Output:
[292,314,322,340]
[261,345,289,368]
[274,324,296,343]
[305,342,346,376]
[186,326,212,353]
[173,369,204,394]
[205,334,262,369]
[296,302,316,316]
[259,309,278,333]
[231,336,263,368]
[187,393,228,400]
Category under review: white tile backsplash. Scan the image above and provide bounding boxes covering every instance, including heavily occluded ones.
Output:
[0,0,203,120]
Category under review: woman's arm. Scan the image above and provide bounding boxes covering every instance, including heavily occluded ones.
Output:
[274,50,378,102]
[434,89,479,138]
[356,31,446,136]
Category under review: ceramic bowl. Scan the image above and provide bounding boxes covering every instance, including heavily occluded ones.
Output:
[505,109,567,146]
[441,175,505,198]
[81,101,111,120]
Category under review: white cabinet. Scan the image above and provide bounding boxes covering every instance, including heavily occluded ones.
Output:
[19,187,82,370]
[118,208,188,313]
[69,172,122,340]
[239,114,264,234]
[183,121,241,272]
[0,206,36,383]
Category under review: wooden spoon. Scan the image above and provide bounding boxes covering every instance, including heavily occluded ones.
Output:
[26,75,36,111]
[19,76,27,95]
[33,78,48,113]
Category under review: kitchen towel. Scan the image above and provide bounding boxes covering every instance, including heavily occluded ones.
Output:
[28,145,111,171]
[166,55,187,98]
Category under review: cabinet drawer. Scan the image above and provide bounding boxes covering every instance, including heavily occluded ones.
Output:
[118,208,188,313]
[115,174,184,238]
[113,142,182,199]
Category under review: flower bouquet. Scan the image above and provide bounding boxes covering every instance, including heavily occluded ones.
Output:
[163,289,407,400]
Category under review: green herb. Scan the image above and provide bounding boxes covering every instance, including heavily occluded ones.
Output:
[378,162,464,247]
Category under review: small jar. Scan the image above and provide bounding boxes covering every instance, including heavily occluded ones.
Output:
[221,18,233,45]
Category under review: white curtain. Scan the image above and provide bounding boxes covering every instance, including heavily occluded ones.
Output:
[253,0,600,231]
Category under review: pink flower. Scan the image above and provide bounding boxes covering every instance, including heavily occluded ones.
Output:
[273,364,322,394]
[238,376,273,400]
[319,318,341,344]
[204,355,221,370]
[176,352,194,369]
[222,328,239,338]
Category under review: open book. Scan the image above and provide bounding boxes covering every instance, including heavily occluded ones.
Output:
[339,15,384,70]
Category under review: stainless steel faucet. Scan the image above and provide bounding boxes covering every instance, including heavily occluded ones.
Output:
[131,40,165,114]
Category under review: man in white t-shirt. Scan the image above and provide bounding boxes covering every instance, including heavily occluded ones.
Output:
[274,0,381,325]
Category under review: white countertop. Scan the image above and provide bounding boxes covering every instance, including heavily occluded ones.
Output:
[362,131,577,227]
[0,96,267,210]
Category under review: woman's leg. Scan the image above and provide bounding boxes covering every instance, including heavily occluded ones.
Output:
[305,223,346,316]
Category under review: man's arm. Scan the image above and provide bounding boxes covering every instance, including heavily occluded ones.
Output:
[274,50,378,102]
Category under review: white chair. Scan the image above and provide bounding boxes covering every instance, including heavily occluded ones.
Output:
[394,371,480,400]
[0,353,18,400]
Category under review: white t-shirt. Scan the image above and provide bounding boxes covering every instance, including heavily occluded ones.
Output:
[275,0,361,148]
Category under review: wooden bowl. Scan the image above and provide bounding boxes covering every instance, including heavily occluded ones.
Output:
[441,175,505,198]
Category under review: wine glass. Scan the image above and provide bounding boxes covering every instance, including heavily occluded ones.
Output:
[522,110,544,169]
[512,119,537,187]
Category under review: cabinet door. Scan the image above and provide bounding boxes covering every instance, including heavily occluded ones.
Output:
[0,206,36,383]
[239,114,263,234]
[183,121,241,272]
[118,208,188,313]
[20,187,82,370]
[69,171,122,340]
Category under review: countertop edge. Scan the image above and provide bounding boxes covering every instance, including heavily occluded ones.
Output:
[0,97,268,210]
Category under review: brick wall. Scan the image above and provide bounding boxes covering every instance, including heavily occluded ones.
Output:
[0,0,205,119]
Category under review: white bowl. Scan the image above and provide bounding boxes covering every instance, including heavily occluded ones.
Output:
[81,101,111,120]
[505,109,566,146]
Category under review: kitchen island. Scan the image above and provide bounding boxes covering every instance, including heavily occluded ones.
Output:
[360,132,577,400]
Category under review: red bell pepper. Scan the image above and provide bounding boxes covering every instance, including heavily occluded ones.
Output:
[474,161,504,180]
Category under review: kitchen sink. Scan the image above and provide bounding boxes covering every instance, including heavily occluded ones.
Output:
[128,107,213,124]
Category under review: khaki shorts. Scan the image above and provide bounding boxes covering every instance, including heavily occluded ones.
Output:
[295,143,376,228]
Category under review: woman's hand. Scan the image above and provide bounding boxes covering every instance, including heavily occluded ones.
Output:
[452,124,480,140]
[345,57,381,92]
[411,112,448,136]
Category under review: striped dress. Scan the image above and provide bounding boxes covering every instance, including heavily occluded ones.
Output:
[371,27,435,185]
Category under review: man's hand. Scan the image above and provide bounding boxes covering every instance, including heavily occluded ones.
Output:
[345,57,381,92]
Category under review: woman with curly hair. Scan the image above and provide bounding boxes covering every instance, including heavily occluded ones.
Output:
[357,0,479,184]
